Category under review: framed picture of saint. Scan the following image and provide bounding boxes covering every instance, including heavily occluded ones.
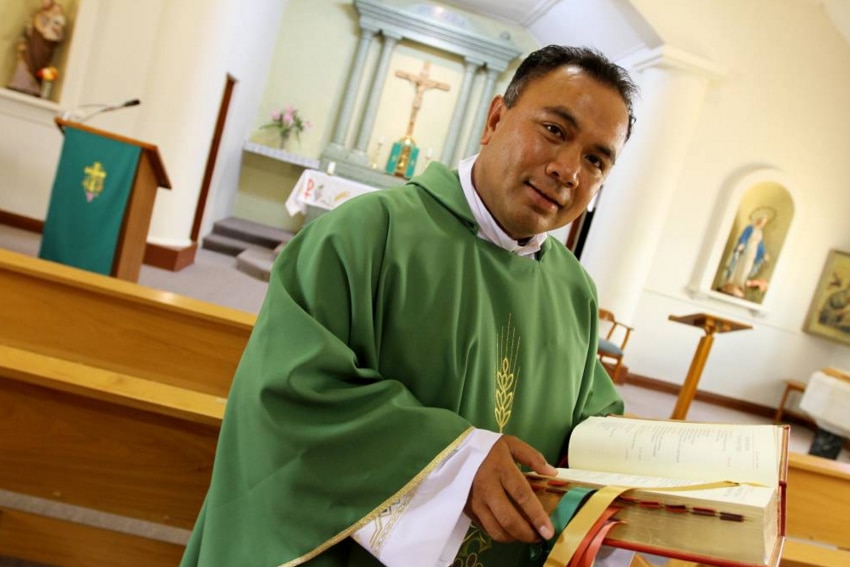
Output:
[804,250,850,346]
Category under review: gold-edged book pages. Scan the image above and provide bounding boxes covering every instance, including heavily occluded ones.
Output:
[532,415,788,567]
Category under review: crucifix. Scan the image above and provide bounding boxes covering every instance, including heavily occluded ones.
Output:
[386,60,450,178]
[395,60,450,138]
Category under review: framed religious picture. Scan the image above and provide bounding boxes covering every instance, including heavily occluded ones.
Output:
[803,249,850,346]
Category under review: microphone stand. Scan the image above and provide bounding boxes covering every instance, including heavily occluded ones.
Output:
[60,99,141,126]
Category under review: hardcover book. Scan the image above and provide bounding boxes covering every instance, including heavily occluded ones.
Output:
[529,415,789,567]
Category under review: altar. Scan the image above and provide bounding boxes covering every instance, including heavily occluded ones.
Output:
[800,367,850,459]
[285,169,382,221]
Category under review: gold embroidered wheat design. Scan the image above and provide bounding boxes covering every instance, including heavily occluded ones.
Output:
[495,315,521,433]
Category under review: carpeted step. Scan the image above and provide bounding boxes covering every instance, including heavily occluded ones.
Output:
[211,217,295,249]
[236,248,276,282]
[201,233,272,257]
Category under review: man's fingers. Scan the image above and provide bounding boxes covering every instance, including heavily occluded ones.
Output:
[467,436,560,543]
[472,504,511,543]
[501,466,554,540]
[499,436,556,539]
[503,435,557,477]
[475,496,539,543]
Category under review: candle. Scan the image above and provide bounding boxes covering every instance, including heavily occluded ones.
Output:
[327,161,336,176]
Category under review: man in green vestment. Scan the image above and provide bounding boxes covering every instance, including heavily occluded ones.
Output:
[181,45,637,567]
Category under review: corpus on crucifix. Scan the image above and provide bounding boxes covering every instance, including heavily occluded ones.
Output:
[385,60,450,179]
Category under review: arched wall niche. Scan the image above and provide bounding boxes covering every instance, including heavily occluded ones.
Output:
[688,167,798,317]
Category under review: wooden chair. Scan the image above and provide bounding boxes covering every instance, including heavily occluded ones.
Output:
[774,378,809,424]
[598,308,633,384]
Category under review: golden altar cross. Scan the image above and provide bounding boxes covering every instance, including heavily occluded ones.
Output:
[395,60,450,138]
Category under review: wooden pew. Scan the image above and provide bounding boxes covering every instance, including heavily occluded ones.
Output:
[0,249,254,566]
[0,248,253,397]
[782,451,850,567]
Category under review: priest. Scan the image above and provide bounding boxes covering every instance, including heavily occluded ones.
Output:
[182,44,638,567]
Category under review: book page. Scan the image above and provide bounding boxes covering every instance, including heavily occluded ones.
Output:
[553,467,775,508]
[567,416,781,486]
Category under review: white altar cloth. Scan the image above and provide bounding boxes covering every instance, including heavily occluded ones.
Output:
[285,169,380,217]
[799,369,850,437]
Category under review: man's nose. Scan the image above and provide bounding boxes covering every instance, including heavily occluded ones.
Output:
[546,145,581,187]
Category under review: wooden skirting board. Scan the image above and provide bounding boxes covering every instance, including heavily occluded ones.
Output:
[0,208,196,272]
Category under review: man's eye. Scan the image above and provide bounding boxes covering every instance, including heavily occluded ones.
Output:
[544,124,564,139]
[586,155,605,170]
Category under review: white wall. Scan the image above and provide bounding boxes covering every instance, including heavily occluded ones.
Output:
[596,0,850,406]
[0,0,286,247]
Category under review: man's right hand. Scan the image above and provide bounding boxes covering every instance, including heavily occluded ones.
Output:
[464,435,557,544]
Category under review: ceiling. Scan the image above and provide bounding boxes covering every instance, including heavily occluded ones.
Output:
[437,0,658,61]
[437,0,850,56]
[438,0,561,27]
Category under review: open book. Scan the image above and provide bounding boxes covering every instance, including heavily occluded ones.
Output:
[529,415,789,567]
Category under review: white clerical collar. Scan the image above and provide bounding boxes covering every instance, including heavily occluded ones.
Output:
[458,154,547,258]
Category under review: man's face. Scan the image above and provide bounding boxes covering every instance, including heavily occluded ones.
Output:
[472,66,629,240]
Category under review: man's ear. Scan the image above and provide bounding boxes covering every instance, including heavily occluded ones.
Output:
[479,95,506,145]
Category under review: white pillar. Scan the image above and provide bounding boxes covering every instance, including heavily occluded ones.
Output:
[441,58,481,166]
[328,25,378,151]
[581,45,724,324]
[463,66,500,159]
[350,32,400,164]
[135,0,233,248]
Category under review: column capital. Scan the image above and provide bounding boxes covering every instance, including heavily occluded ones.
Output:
[483,66,501,79]
[381,29,403,42]
[462,57,485,70]
[620,44,725,80]
[359,23,380,36]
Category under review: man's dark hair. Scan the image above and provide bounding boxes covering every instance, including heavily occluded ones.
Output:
[503,45,638,140]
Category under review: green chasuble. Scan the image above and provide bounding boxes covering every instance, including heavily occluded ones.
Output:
[181,162,623,567]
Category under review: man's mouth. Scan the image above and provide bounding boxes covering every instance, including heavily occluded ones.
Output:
[526,181,563,209]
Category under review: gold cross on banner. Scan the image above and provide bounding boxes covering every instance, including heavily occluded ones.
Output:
[395,60,450,137]
[82,161,107,197]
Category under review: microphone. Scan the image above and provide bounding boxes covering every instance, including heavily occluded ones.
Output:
[61,99,141,123]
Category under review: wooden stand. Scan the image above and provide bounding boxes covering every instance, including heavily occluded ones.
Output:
[48,118,171,282]
[668,313,751,420]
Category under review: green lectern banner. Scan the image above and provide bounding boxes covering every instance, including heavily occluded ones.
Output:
[39,126,142,275]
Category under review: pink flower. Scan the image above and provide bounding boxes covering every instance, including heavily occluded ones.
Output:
[261,104,308,143]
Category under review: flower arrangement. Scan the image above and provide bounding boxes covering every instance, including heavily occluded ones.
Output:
[37,66,59,81]
[262,105,311,147]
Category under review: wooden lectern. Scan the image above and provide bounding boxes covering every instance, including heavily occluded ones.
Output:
[669,312,751,420]
[39,118,171,282]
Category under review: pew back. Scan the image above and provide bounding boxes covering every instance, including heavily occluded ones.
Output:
[0,249,253,566]
[0,248,254,397]
[786,451,850,549]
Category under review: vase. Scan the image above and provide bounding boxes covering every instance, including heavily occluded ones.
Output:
[278,134,290,150]
[40,80,53,100]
